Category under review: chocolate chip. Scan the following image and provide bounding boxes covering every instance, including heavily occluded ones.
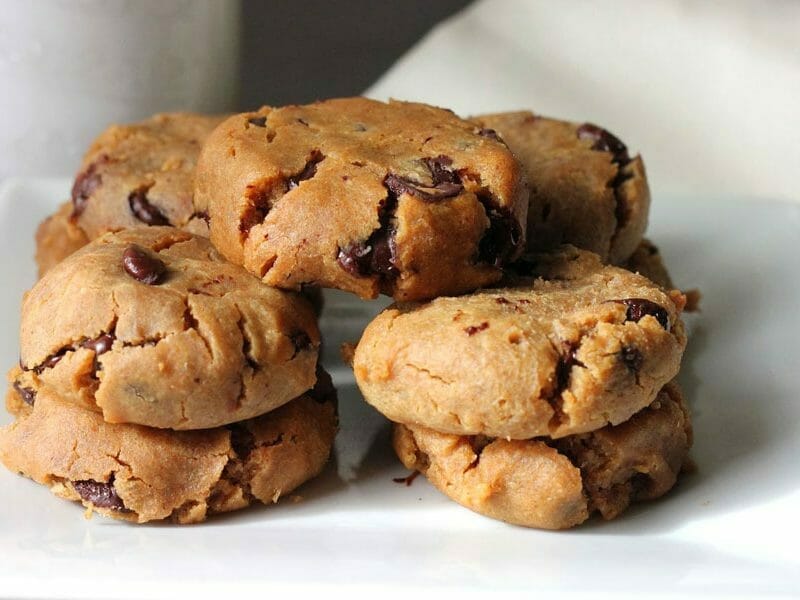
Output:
[248,116,267,127]
[476,195,521,268]
[128,187,170,226]
[384,156,464,202]
[72,478,127,511]
[82,333,115,355]
[122,245,166,285]
[288,150,324,189]
[337,242,372,277]
[576,123,630,166]
[422,155,458,184]
[289,330,313,355]
[555,342,585,392]
[309,365,337,404]
[12,382,36,406]
[368,225,398,277]
[337,189,399,280]
[384,173,463,201]
[495,297,510,305]
[70,159,105,217]
[476,128,504,143]
[616,298,670,330]
[464,322,489,335]
[39,353,64,370]
[620,346,644,371]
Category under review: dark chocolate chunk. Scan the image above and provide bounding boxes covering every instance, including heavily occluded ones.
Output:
[620,346,644,372]
[128,187,170,226]
[70,159,105,218]
[555,341,585,393]
[576,123,630,166]
[385,156,464,201]
[464,322,489,335]
[122,245,166,285]
[12,382,36,406]
[72,478,128,511]
[476,195,521,268]
[422,155,458,185]
[367,225,398,277]
[337,189,399,280]
[288,150,324,189]
[337,242,372,277]
[616,298,670,330]
[248,116,267,127]
[82,333,115,356]
[476,128,504,143]
[39,352,64,371]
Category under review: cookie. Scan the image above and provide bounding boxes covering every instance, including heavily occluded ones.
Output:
[0,377,337,524]
[624,239,674,290]
[394,382,691,529]
[194,97,528,301]
[471,111,649,264]
[13,227,319,430]
[70,112,225,240]
[353,246,687,439]
[34,201,90,277]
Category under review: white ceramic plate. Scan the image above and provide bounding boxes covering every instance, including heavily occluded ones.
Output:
[0,179,798,599]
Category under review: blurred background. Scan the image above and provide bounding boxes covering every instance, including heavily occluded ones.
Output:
[1,0,797,203]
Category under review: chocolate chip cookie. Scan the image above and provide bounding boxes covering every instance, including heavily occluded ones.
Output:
[34,201,90,277]
[194,98,528,301]
[70,112,225,240]
[394,382,691,529]
[353,246,686,440]
[625,239,674,290]
[13,227,319,430]
[470,111,649,264]
[0,377,337,524]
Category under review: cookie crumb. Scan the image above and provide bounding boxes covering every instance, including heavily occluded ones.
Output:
[340,342,356,366]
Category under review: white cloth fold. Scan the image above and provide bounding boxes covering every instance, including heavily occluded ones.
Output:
[368,0,800,203]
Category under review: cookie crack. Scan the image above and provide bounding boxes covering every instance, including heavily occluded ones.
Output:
[182,300,212,358]
[403,362,454,386]
[463,435,493,474]
[238,150,325,243]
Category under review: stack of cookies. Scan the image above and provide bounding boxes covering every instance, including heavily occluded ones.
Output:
[0,115,336,524]
[1,97,694,529]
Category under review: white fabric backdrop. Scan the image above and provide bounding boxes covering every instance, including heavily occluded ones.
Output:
[368,0,800,203]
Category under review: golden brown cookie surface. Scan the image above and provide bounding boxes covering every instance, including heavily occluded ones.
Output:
[70,112,225,240]
[0,380,337,524]
[394,382,691,529]
[471,111,649,264]
[354,246,686,440]
[195,98,528,301]
[14,227,319,429]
